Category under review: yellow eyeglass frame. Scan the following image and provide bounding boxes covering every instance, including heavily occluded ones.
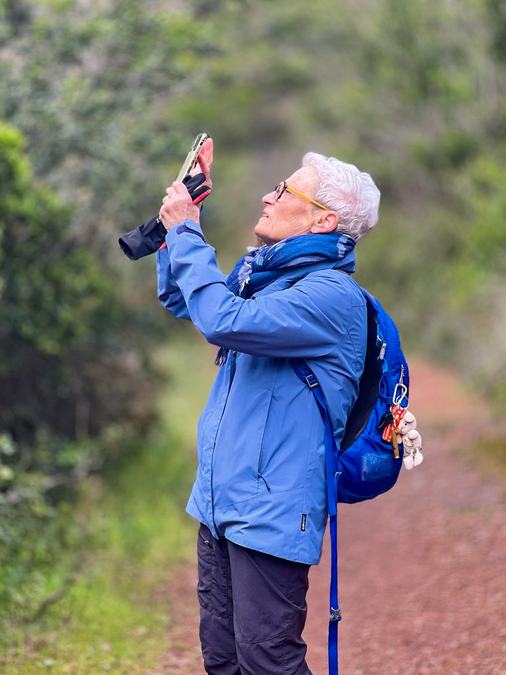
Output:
[274,181,329,211]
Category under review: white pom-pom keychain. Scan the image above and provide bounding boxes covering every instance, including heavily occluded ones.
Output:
[398,416,423,470]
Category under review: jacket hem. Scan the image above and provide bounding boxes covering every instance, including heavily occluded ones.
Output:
[223,529,321,566]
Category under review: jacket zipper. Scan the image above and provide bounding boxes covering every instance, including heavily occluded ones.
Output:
[209,350,237,531]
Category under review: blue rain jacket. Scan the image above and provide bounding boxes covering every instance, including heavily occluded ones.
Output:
[156,220,367,564]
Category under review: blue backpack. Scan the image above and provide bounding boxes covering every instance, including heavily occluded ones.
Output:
[292,286,409,675]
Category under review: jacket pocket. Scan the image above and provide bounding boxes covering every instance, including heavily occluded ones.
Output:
[213,388,274,507]
[256,389,275,480]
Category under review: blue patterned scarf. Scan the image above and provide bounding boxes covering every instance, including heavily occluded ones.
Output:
[215,232,356,364]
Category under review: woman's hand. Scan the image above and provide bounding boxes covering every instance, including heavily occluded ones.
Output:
[194,137,213,190]
[159,181,200,231]
[158,137,213,231]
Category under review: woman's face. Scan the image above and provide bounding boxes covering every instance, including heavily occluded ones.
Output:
[254,166,322,245]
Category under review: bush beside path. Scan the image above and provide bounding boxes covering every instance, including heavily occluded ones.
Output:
[161,358,506,674]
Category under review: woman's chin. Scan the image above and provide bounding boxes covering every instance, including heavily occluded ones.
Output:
[254,221,267,239]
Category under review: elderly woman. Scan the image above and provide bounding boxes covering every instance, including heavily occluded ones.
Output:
[156,140,380,675]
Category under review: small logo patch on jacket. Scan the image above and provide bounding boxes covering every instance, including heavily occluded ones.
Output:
[300,513,307,531]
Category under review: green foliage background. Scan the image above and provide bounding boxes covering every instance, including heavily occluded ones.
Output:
[0,0,504,669]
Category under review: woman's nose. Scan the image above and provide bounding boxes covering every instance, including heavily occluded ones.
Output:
[262,191,275,205]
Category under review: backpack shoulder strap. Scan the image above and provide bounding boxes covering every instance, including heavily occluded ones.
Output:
[292,360,341,675]
[341,288,386,450]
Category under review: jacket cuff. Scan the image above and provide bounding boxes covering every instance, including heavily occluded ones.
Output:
[165,219,206,246]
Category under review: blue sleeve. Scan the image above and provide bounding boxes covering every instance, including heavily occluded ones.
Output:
[156,243,191,320]
[165,219,359,358]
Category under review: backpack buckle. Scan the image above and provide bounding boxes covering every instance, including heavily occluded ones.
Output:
[305,374,319,388]
[330,607,342,622]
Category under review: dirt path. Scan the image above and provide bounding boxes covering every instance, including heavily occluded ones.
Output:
[160,359,506,674]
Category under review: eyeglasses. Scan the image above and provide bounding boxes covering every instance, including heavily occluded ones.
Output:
[274,181,329,211]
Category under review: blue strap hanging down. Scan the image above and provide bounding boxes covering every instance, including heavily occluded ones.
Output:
[292,360,341,675]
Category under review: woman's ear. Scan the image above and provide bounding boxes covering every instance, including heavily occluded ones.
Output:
[310,211,339,234]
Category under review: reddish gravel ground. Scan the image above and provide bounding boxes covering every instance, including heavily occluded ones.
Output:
[160,359,506,674]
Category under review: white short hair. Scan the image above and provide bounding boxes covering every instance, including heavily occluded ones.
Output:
[302,152,381,241]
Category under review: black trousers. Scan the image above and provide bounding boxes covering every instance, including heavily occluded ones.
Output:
[197,523,313,675]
